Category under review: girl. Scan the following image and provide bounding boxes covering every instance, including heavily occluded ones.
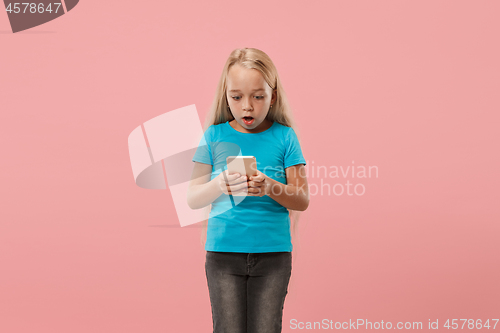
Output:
[187,47,309,333]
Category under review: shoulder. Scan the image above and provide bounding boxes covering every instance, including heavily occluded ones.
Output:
[272,121,287,130]
[204,122,226,138]
[212,122,228,133]
[271,121,291,136]
[272,122,298,142]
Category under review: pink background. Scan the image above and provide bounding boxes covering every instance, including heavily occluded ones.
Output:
[1,1,499,332]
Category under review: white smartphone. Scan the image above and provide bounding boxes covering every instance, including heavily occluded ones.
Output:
[225,156,258,196]
[226,156,258,177]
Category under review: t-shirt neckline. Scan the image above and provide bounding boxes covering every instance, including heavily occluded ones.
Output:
[226,120,276,135]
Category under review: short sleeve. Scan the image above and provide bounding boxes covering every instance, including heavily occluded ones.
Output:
[192,125,214,165]
[284,127,306,169]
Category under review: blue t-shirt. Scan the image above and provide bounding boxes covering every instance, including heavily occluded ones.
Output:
[192,120,306,253]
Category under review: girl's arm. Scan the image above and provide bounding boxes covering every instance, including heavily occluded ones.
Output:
[187,162,249,209]
[187,162,223,210]
[263,164,310,211]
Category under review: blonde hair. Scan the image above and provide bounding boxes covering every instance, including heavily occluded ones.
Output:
[200,47,306,293]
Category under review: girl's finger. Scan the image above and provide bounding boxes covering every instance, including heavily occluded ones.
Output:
[248,180,265,188]
[226,172,241,180]
[227,182,248,192]
[223,171,246,183]
[229,189,249,195]
[228,175,247,186]
[228,188,249,195]
[247,187,264,196]
[249,175,264,182]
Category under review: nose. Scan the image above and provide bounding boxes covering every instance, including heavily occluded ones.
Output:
[242,97,253,111]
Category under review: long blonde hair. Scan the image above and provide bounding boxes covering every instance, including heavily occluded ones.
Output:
[200,48,305,291]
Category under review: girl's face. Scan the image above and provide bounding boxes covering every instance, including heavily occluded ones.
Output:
[226,64,277,133]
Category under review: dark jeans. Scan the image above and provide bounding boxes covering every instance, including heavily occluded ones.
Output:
[205,251,292,333]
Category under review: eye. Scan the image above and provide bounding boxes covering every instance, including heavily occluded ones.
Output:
[255,96,264,99]
[231,96,241,100]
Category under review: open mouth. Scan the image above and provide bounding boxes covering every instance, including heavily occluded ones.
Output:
[242,116,254,125]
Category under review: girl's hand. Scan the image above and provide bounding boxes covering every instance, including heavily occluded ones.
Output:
[247,170,269,197]
[217,170,249,195]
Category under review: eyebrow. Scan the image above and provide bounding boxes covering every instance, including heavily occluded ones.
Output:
[229,88,265,93]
